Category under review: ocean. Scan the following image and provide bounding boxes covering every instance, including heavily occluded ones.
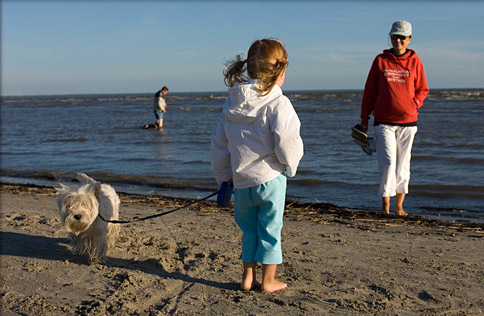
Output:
[1,89,483,223]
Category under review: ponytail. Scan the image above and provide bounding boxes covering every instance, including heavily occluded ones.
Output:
[224,55,248,87]
[224,38,288,95]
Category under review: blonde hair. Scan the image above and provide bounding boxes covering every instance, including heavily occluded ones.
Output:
[224,38,288,96]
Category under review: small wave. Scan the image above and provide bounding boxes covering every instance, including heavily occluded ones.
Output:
[413,155,484,164]
[294,169,312,175]
[0,170,216,192]
[412,155,438,161]
[45,137,87,143]
[414,191,483,200]
[295,108,347,113]
[452,143,484,150]
[288,178,326,186]
[420,206,482,214]
[418,206,484,222]
[0,150,42,156]
[26,103,59,108]
[0,169,72,181]
[412,184,484,192]
[429,89,484,101]
[412,184,484,200]
[450,157,484,164]
[95,96,151,102]
[182,160,208,165]
[123,157,149,162]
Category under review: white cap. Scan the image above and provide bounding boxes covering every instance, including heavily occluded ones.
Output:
[389,20,412,37]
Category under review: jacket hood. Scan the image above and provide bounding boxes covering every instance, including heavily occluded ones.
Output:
[223,80,282,123]
[381,49,417,74]
[382,48,417,61]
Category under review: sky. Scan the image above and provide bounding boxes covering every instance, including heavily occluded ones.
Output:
[2,1,484,96]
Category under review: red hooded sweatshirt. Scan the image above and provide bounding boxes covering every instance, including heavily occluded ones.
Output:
[361,49,429,126]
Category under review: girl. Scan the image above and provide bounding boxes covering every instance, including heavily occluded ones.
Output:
[360,21,429,215]
[210,38,304,292]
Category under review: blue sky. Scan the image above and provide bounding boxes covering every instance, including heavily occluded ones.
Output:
[2,1,484,96]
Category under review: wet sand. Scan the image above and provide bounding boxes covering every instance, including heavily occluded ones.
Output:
[1,184,483,315]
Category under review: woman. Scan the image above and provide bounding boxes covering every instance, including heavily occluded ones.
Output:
[360,20,429,215]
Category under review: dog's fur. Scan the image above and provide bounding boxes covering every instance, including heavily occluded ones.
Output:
[56,173,120,262]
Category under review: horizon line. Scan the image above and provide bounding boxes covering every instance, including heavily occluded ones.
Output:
[2,87,483,98]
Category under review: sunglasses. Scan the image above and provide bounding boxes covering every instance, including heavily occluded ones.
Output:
[391,35,409,41]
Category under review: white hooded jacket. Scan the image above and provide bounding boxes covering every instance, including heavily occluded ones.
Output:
[210,80,304,189]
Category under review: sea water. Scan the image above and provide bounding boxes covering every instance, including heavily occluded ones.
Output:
[1,89,483,222]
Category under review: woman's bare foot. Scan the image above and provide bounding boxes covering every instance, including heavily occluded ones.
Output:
[261,279,287,293]
[395,193,407,216]
[382,197,390,214]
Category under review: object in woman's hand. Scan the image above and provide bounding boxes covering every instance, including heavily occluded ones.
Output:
[351,124,375,155]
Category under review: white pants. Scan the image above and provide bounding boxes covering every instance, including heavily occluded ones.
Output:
[374,125,417,197]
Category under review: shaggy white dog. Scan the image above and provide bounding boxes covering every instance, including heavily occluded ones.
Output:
[56,173,120,262]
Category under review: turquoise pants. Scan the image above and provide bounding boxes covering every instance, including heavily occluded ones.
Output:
[234,174,287,265]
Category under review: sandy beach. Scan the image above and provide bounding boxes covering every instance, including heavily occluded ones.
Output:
[1,183,483,316]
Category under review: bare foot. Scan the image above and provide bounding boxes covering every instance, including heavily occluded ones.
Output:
[382,197,390,214]
[261,279,287,293]
[241,262,258,291]
[241,280,261,291]
[395,193,407,216]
